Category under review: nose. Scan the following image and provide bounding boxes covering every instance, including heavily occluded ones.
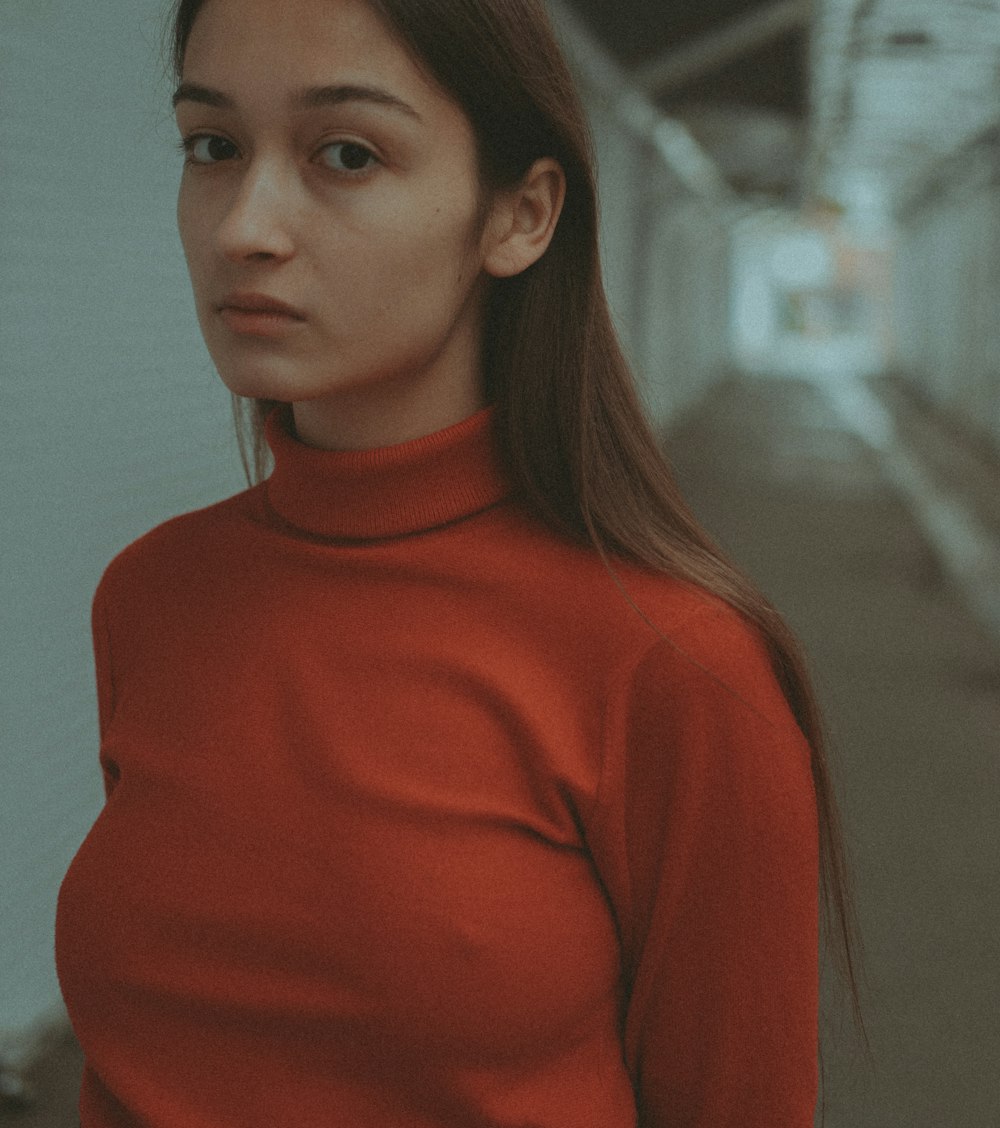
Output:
[215,159,297,263]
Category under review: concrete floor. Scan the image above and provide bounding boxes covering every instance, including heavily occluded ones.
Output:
[8,373,999,1127]
[666,374,1000,1128]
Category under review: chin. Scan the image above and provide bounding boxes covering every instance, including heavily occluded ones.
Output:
[211,355,313,403]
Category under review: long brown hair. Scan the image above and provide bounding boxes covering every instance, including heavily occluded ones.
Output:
[168,0,868,1089]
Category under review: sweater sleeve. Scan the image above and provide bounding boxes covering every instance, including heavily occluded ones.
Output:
[588,623,819,1127]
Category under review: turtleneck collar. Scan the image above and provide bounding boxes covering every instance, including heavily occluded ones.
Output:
[262,403,511,541]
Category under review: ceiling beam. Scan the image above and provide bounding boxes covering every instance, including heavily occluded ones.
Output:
[631,0,813,97]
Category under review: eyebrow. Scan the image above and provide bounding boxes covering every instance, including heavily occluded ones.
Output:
[171,81,422,121]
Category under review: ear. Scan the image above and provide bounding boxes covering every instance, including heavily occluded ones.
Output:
[481,158,567,279]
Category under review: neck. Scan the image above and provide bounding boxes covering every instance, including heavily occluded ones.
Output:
[291,374,487,452]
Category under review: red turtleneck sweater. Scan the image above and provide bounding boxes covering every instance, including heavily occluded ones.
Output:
[56,404,818,1127]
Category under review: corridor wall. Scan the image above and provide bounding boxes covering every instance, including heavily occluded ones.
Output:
[892,128,1000,454]
[1,0,738,1063]
[552,0,738,425]
[2,2,240,1066]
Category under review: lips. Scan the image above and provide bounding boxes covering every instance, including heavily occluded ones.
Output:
[218,292,306,319]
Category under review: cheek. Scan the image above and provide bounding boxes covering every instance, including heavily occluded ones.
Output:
[326,198,482,310]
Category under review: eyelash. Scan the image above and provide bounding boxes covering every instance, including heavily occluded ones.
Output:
[175,133,381,178]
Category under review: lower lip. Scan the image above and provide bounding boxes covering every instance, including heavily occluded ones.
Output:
[219,308,306,337]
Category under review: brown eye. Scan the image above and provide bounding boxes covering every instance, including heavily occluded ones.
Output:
[319,141,378,174]
[181,134,238,165]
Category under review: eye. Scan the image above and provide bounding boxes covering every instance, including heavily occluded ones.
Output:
[318,141,379,175]
[178,134,238,165]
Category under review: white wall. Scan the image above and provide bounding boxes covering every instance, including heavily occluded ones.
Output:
[553,1,736,425]
[1,0,245,1058]
[892,139,1000,454]
[1,0,738,1058]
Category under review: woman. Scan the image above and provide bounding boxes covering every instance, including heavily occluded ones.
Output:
[56,0,864,1124]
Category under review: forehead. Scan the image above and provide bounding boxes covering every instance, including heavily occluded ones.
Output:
[182,0,436,112]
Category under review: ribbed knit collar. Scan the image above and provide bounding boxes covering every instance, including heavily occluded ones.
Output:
[262,403,511,541]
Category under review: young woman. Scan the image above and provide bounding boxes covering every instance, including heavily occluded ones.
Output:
[56,0,864,1124]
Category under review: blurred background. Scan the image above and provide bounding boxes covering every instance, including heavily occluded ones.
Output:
[2,0,998,1125]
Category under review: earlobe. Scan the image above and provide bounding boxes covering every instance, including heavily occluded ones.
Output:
[483,158,566,279]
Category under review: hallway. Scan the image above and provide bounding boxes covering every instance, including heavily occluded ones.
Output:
[666,374,1000,1128]
[4,1,999,1123]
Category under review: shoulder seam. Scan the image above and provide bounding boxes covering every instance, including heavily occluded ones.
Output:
[585,621,787,830]
[638,625,786,732]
